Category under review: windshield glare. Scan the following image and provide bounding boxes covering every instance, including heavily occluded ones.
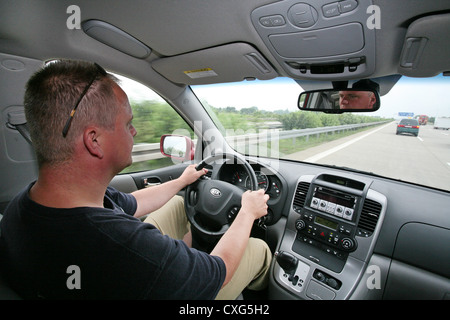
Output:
[191,76,450,192]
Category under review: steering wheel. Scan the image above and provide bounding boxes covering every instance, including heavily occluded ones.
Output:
[184,153,258,238]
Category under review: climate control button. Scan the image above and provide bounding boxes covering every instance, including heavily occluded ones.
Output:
[295,219,306,231]
[341,237,355,251]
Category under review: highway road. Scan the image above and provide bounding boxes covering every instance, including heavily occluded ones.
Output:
[285,122,450,191]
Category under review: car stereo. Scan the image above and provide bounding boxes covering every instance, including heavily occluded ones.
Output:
[292,185,359,272]
[310,186,357,221]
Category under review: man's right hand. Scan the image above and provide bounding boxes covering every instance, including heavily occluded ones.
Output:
[210,188,269,288]
[240,189,269,221]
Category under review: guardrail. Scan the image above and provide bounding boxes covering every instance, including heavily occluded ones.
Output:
[132,121,389,163]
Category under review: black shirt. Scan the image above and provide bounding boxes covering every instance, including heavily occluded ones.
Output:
[0,183,225,299]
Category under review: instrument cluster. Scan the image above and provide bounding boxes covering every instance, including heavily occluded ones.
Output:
[219,163,283,199]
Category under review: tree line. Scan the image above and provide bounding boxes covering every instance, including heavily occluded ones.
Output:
[130,99,389,144]
[209,104,388,131]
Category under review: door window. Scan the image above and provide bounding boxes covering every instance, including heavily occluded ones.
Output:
[116,74,194,173]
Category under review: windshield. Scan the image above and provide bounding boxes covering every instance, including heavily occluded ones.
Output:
[192,76,450,192]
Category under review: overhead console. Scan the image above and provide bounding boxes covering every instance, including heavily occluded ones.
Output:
[251,0,377,80]
[271,173,386,300]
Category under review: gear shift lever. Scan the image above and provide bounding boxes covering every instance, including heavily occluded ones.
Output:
[275,251,299,285]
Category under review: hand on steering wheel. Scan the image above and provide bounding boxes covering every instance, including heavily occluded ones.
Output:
[184,153,261,237]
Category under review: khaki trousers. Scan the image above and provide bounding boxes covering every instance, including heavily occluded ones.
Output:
[143,196,272,300]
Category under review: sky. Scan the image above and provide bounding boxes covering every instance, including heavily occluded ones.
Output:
[192,76,450,119]
[373,76,450,118]
[115,74,165,102]
[116,73,450,119]
[192,78,301,113]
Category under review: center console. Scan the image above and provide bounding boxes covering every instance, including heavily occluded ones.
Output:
[293,182,361,272]
[271,173,386,300]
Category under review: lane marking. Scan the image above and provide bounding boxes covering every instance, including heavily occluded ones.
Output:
[305,122,392,163]
[417,136,424,142]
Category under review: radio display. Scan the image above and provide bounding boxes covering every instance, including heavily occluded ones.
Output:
[314,188,355,208]
[315,216,338,231]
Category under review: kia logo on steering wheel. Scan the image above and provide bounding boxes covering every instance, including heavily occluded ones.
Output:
[209,188,222,198]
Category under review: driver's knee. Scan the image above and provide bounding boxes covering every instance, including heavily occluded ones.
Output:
[246,238,272,290]
[143,195,189,239]
[215,238,272,300]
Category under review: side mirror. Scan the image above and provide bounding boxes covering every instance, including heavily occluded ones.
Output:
[298,89,380,113]
[160,134,195,161]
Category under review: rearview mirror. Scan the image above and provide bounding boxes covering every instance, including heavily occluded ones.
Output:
[298,89,380,113]
[160,134,195,161]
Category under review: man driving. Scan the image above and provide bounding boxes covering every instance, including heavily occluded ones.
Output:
[0,60,271,299]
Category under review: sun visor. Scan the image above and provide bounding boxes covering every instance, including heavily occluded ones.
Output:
[398,13,450,77]
[82,20,151,59]
[151,43,277,85]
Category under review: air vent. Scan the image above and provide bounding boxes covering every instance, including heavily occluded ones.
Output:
[293,182,310,213]
[358,198,382,235]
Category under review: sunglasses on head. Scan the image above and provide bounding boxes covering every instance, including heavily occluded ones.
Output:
[62,63,107,138]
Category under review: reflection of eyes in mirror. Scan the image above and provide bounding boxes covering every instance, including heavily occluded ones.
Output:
[163,136,187,158]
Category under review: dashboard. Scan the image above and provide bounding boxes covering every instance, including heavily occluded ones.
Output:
[219,163,283,197]
[206,158,450,300]
[218,162,287,226]
[271,171,387,299]
[122,157,450,300]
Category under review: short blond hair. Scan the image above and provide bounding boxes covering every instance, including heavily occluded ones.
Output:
[24,60,119,166]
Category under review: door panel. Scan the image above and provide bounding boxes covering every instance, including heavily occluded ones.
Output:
[110,163,190,193]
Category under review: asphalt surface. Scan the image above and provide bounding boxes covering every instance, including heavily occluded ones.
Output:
[285,122,450,191]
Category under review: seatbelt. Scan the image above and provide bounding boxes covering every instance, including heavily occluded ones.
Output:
[6,109,32,145]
